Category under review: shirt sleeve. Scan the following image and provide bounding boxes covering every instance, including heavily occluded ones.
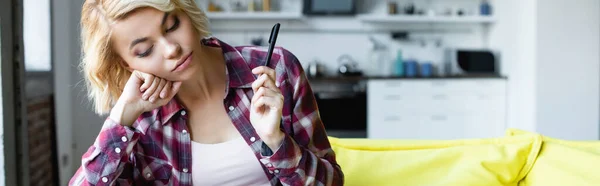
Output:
[258,49,344,186]
[68,118,141,186]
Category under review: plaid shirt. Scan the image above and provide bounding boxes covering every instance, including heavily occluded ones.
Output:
[69,37,344,186]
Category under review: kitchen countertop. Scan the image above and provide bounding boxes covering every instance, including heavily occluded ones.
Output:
[308,74,507,82]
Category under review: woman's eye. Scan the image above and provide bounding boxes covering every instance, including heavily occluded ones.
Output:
[137,46,153,58]
[166,16,180,32]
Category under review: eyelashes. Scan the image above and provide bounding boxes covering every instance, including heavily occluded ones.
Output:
[166,16,180,33]
[136,15,180,58]
[137,45,153,57]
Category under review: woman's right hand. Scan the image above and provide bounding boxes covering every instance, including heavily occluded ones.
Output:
[110,70,182,126]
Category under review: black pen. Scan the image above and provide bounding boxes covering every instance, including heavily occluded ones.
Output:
[265,23,280,66]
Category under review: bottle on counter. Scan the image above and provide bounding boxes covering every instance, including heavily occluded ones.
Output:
[263,0,271,12]
[404,59,418,77]
[420,62,433,77]
[395,50,404,76]
[388,1,398,15]
[480,0,492,15]
[248,0,255,12]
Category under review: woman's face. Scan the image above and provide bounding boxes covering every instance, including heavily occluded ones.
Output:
[111,7,200,81]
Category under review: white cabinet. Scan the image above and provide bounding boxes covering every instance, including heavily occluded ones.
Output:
[367,78,507,140]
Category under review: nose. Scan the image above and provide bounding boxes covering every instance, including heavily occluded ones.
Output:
[161,38,181,60]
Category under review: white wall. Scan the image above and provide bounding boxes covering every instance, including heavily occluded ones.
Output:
[535,0,600,140]
[491,0,600,140]
[489,0,538,132]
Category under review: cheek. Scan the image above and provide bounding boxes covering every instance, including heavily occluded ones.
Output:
[129,57,166,73]
[178,19,199,46]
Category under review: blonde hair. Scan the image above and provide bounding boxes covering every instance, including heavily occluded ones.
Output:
[80,0,210,114]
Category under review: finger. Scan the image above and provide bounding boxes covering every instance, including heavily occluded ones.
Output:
[251,87,283,107]
[252,66,276,82]
[251,74,267,93]
[168,81,183,98]
[143,77,160,100]
[150,78,166,102]
[261,87,284,105]
[251,86,266,104]
[261,74,278,91]
[139,73,154,93]
[252,96,280,111]
[160,81,171,99]
[252,74,277,92]
[260,86,282,98]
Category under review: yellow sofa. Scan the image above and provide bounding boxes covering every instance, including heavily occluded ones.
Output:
[328,129,600,186]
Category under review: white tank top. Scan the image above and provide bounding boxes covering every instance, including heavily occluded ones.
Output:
[191,137,271,186]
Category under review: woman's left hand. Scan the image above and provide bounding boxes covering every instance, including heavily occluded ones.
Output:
[250,66,285,151]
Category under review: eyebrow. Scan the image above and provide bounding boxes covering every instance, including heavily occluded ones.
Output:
[129,12,170,49]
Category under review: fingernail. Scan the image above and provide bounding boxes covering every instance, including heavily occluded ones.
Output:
[142,95,148,100]
[160,92,165,98]
[140,88,146,92]
[149,96,155,102]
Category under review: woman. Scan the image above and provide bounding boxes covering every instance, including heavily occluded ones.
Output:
[69,0,343,185]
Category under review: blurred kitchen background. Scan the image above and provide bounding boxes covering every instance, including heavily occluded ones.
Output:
[1,0,600,185]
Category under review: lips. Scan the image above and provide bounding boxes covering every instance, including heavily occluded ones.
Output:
[172,52,192,72]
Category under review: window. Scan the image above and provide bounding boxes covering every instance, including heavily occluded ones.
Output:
[23,0,51,71]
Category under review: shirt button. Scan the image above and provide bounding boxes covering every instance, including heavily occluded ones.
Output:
[102,177,108,183]
[182,130,188,134]
[228,106,235,111]
[121,136,128,142]
[250,137,256,142]
[115,147,121,154]
[181,110,187,116]
[146,173,152,178]
[274,169,280,174]
[183,168,189,173]
[269,170,274,174]
[267,163,272,167]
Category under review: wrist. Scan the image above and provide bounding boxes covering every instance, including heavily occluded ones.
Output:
[110,100,142,126]
[262,131,285,152]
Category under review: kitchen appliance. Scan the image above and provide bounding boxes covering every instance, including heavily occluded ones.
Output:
[303,0,356,15]
[310,79,367,138]
[368,36,393,76]
[337,54,362,76]
[307,60,326,78]
[443,49,500,75]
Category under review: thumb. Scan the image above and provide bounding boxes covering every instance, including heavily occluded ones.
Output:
[133,70,151,82]
[133,70,154,92]
[170,81,183,96]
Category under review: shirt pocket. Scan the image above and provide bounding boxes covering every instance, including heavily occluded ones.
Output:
[134,154,173,182]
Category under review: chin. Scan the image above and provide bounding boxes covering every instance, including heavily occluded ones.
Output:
[169,67,196,82]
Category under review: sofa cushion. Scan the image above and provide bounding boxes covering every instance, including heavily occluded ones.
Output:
[328,134,542,186]
[506,129,600,186]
